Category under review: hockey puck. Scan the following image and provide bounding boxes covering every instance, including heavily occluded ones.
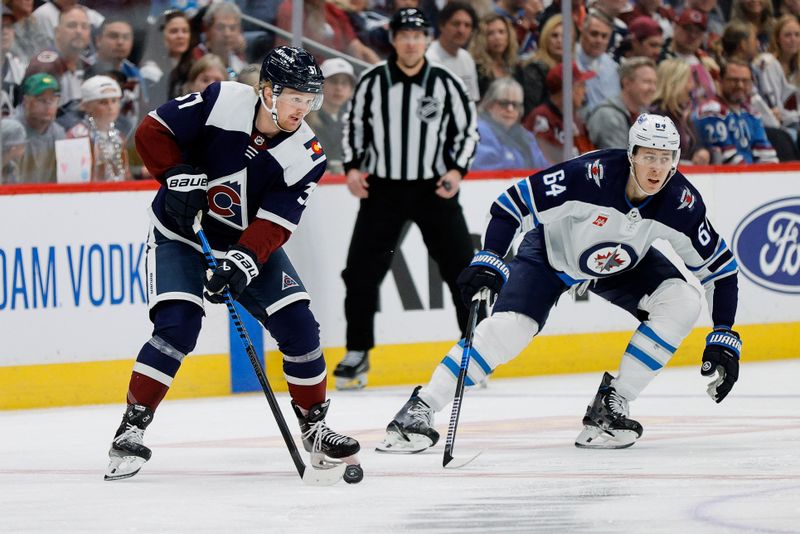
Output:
[343,464,363,484]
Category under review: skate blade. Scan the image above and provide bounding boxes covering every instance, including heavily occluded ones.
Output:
[302,462,347,486]
[575,425,638,449]
[104,455,147,481]
[375,430,432,454]
[443,449,483,469]
[335,375,367,391]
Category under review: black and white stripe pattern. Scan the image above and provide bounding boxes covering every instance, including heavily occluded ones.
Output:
[343,60,479,180]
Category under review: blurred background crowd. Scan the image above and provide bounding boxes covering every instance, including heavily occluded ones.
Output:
[2,0,799,184]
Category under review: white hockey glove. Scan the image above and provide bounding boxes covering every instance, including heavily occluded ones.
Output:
[700,328,742,403]
[204,246,259,303]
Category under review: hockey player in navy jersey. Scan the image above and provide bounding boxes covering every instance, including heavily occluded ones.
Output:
[378,113,743,452]
[105,46,360,480]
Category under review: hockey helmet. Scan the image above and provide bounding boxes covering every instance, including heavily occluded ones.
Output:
[627,113,681,176]
[389,8,431,35]
[260,46,324,110]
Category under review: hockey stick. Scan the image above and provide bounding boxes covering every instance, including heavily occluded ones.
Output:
[193,220,345,486]
[442,287,490,469]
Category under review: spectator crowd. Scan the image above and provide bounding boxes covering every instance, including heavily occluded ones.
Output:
[6,0,800,183]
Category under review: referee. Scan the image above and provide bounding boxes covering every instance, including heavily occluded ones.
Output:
[333,8,479,390]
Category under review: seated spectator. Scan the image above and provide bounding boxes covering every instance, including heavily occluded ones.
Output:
[514,14,563,116]
[192,2,246,78]
[275,0,379,64]
[659,8,719,106]
[183,53,227,94]
[523,62,595,163]
[730,0,774,51]
[305,57,355,175]
[685,0,726,46]
[8,0,51,66]
[753,14,800,130]
[494,0,541,56]
[694,59,779,163]
[472,77,549,170]
[90,19,145,137]
[426,2,480,101]
[588,57,657,149]
[591,0,630,55]
[470,14,518,97]
[651,58,711,164]
[576,9,620,113]
[31,0,105,43]
[139,9,195,106]
[1,117,27,183]
[2,5,26,115]
[25,5,91,109]
[235,63,260,86]
[620,0,675,40]
[64,75,130,181]
[538,0,586,42]
[615,16,663,63]
[12,72,65,183]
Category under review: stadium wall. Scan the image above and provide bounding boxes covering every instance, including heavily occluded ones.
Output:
[1,165,798,409]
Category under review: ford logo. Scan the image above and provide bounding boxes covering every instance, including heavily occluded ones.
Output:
[732,197,800,294]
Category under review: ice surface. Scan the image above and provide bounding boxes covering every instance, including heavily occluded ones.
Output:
[1,360,798,533]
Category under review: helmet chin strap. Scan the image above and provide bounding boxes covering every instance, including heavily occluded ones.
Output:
[259,90,294,133]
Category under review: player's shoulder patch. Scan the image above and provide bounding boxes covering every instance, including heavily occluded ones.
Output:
[205,81,258,134]
[269,121,326,187]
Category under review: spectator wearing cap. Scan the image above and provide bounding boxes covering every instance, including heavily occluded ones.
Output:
[12,72,65,183]
[1,117,27,183]
[305,57,356,175]
[426,2,480,101]
[620,0,675,40]
[63,74,130,181]
[472,76,549,170]
[587,56,658,149]
[523,62,596,163]
[615,16,663,62]
[659,8,719,107]
[7,0,51,66]
[2,5,26,115]
[576,10,620,112]
[684,0,726,47]
[24,5,92,108]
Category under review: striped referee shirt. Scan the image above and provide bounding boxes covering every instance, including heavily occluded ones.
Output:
[343,57,479,180]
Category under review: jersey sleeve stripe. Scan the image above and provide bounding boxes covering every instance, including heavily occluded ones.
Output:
[516,179,536,220]
[700,259,739,285]
[496,194,523,222]
[256,208,298,232]
[687,238,727,272]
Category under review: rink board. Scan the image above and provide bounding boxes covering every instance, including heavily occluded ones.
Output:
[1,165,799,409]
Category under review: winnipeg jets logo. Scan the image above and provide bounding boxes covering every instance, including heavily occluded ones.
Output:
[416,96,442,123]
[207,169,248,231]
[678,187,696,210]
[578,242,638,277]
[281,272,299,290]
[586,159,604,187]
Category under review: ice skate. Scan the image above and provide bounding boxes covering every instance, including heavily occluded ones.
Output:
[105,404,154,481]
[575,372,643,449]
[333,350,369,390]
[376,386,440,453]
[292,399,362,480]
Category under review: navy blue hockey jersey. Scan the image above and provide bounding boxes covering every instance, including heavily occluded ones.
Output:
[483,149,739,328]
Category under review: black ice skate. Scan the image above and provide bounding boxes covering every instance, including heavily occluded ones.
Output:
[292,399,361,472]
[376,386,440,453]
[575,372,644,449]
[104,404,154,481]
[333,350,369,390]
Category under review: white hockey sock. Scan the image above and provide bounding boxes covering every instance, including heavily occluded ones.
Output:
[614,322,680,400]
[418,312,538,411]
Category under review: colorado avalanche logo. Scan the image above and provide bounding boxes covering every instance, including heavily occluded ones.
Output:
[678,187,696,210]
[586,159,604,187]
[578,242,638,277]
[207,169,248,230]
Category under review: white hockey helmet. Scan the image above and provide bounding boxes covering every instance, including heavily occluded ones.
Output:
[627,113,681,177]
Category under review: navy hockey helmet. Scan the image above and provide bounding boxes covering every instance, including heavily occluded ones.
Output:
[260,46,324,96]
[389,8,431,34]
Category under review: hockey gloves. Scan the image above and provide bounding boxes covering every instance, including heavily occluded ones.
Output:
[456,250,510,306]
[204,246,260,303]
[164,165,208,235]
[701,328,742,403]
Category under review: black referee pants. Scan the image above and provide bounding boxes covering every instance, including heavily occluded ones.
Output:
[342,177,474,351]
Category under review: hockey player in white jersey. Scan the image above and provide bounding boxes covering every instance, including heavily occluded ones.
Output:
[378,113,742,451]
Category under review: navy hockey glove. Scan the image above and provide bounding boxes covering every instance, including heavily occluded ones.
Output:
[204,246,259,303]
[701,329,742,403]
[456,250,510,306]
[164,165,208,235]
